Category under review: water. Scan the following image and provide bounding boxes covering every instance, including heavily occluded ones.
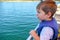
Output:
[0,2,39,40]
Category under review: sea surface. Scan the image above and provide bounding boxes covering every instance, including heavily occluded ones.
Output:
[0,2,39,40]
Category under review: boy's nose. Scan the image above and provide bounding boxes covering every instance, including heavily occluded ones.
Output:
[36,13,39,18]
[36,13,38,16]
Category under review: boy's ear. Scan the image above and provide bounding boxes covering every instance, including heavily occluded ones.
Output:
[47,12,52,18]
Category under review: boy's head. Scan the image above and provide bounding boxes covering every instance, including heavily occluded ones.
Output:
[36,1,57,20]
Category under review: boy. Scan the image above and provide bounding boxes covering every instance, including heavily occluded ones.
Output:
[29,1,58,40]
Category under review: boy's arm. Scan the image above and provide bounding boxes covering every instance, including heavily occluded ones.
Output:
[40,27,53,40]
[30,27,53,40]
[30,30,40,40]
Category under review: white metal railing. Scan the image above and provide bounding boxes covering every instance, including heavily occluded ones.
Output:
[26,24,39,40]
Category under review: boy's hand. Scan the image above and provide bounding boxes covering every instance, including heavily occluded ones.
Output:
[29,30,36,36]
[29,30,40,40]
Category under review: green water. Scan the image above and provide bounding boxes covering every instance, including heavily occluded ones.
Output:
[0,2,39,40]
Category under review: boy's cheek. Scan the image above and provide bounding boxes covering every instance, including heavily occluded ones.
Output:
[36,14,45,20]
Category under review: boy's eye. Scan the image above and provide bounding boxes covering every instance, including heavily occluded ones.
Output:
[37,11,40,14]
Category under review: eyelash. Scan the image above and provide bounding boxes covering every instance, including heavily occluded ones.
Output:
[37,11,40,13]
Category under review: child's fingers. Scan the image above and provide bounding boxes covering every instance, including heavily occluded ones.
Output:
[29,30,36,36]
[29,30,35,33]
